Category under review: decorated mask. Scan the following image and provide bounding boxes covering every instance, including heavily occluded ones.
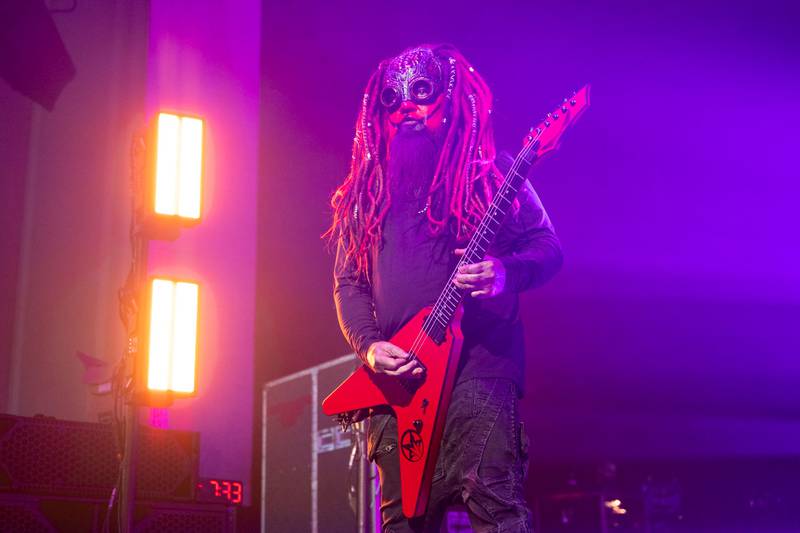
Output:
[380,47,444,112]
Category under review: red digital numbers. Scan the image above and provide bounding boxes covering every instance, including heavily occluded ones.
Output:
[199,478,243,505]
[206,478,243,504]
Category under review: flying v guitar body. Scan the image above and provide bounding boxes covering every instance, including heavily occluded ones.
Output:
[321,305,464,518]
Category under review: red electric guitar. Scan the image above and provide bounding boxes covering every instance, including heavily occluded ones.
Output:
[323,85,591,518]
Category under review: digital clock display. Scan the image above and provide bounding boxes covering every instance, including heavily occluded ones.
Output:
[196,477,243,505]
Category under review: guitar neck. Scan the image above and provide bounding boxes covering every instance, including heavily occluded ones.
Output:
[420,85,590,344]
[423,152,535,342]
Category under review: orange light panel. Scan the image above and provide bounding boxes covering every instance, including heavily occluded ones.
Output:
[154,113,203,219]
[147,278,199,393]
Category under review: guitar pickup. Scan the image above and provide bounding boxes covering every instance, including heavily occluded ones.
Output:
[421,315,447,345]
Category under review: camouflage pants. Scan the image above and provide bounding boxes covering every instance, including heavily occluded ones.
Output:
[368,378,532,533]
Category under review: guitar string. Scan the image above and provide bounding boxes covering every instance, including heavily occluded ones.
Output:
[402,128,545,375]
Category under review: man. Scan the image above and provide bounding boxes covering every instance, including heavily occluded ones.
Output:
[328,44,562,532]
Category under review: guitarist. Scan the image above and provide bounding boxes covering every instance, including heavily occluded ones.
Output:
[328,44,562,532]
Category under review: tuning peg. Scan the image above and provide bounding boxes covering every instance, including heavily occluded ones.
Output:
[569,99,576,106]
[561,105,568,112]
[544,120,551,127]
[553,112,559,120]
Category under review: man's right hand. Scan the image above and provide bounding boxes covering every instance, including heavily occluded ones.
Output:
[366,341,424,377]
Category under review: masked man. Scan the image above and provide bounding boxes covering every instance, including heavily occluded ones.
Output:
[328,44,562,532]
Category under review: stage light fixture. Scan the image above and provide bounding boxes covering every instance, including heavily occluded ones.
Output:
[153,112,203,221]
[146,278,199,394]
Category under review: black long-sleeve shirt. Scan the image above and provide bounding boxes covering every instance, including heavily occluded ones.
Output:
[333,182,562,392]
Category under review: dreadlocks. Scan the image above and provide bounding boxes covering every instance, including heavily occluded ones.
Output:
[327,44,506,277]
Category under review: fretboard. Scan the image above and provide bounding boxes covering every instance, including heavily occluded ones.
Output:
[422,153,536,343]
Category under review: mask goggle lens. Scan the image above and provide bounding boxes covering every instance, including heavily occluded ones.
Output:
[410,78,435,102]
[380,86,401,111]
[380,77,439,112]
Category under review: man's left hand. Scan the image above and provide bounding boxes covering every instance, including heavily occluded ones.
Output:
[453,249,506,298]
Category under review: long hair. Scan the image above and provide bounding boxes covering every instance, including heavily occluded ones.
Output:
[326,44,505,276]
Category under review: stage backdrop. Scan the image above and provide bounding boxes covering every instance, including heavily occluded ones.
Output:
[256,0,800,467]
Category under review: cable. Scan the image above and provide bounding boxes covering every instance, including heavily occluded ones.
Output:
[99,132,147,533]
[346,422,364,516]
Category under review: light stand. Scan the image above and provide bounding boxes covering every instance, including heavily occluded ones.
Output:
[115,113,203,532]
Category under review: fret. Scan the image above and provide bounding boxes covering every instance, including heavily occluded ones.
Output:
[496,188,516,204]
[480,220,497,233]
[473,230,495,247]
[499,181,516,194]
[493,198,511,212]
[443,295,458,308]
[431,314,448,327]
[508,168,528,183]
[466,245,485,259]
[433,293,458,321]
[440,305,455,317]
[482,221,496,233]
[501,180,521,194]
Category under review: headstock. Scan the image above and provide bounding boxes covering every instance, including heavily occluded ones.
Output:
[522,84,591,161]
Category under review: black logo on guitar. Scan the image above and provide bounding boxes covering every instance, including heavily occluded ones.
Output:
[400,429,424,462]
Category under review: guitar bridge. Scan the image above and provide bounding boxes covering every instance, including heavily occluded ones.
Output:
[335,408,368,432]
[336,411,355,431]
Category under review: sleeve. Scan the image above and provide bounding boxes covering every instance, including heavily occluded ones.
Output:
[495,183,564,293]
[333,241,384,364]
